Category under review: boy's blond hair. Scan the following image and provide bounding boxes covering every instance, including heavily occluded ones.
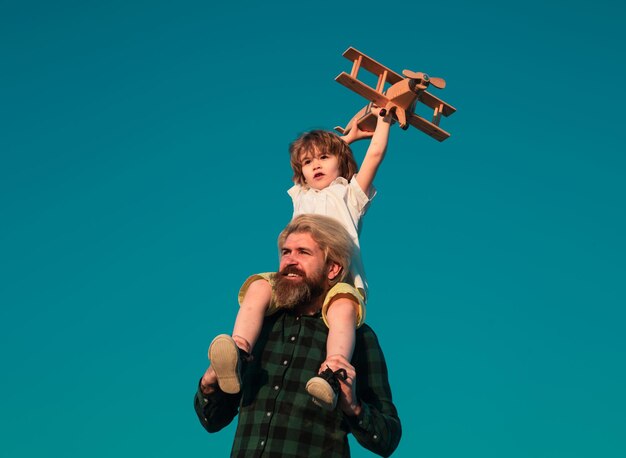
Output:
[289,130,358,187]
[277,214,353,285]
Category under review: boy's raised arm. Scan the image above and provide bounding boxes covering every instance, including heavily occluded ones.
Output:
[354,107,392,195]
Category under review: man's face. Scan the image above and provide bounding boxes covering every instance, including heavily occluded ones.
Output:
[273,232,340,309]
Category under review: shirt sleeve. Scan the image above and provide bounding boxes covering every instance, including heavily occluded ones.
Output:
[321,282,366,328]
[238,272,283,316]
[344,326,402,457]
[287,184,301,204]
[193,380,242,433]
[347,175,376,217]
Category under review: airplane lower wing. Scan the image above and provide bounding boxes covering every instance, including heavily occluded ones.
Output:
[335,107,380,135]
[419,91,456,117]
[336,70,452,141]
[335,72,389,108]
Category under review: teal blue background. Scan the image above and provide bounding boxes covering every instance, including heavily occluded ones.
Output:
[1,1,624,456]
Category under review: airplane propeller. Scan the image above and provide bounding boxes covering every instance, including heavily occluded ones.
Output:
[402,70,446,89]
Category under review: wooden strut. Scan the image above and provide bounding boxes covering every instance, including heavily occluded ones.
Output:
[375,70,388,93]
[350,55,362,78]
[432,103,444,126]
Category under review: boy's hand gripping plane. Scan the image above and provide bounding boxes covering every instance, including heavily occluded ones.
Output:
[335,47,456,142]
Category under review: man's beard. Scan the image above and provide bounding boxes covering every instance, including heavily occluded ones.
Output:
[272,265,326,309]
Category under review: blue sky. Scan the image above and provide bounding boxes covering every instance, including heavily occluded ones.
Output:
[1,1,624,457]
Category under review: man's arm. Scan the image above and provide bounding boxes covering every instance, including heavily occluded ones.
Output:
[328,326,402,457]
[193,379,241,433]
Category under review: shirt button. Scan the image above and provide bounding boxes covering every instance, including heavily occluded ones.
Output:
[358,420,363,426]
[373,434,378,440]
[283,360,289,366]
[266,411,272,417]
[260,440,265,446]
[290,336,296,342]
[274,385,280,391]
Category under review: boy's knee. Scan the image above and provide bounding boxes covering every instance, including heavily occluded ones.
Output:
[241,278,273,307]
[326,295,358,319]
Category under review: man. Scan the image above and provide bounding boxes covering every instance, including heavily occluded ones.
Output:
[194,214,401,457]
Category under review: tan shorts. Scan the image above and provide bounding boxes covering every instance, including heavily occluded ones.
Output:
[238,272,366,328]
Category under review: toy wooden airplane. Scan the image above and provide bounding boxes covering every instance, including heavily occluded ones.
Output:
[335,47,456,142]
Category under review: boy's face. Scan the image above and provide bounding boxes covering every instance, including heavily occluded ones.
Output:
[300,148,341,190]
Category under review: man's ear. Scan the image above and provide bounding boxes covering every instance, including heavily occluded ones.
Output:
[327,262,342,281]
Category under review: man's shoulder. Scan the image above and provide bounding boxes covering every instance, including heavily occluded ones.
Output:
[355,323,381,346]
[353,324,389,371]
[356,322,375,334]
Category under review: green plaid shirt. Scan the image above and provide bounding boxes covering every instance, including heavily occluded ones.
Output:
[194,309,401,457]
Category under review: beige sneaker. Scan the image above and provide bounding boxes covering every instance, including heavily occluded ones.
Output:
[208,334,242,394]
[305,366,347,411]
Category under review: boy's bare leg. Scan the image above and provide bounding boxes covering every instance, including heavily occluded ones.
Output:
[231,279,272,353]
[306,297,357,410]
[207,279,272,393]
[324,298,357,364]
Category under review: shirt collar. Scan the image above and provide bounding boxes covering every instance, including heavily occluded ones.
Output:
[299,176,349,192]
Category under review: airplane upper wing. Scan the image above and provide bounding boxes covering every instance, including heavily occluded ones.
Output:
[335,72,390,108]
[342,47,403,84]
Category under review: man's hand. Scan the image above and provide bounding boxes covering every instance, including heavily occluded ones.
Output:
[200,367,218,395]
[323,354,362,417]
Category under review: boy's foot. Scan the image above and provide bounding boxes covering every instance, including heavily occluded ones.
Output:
[305,366,348,411]
[208,334,242,394]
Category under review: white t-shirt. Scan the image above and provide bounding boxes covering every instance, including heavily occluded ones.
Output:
[287,175,376,297]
